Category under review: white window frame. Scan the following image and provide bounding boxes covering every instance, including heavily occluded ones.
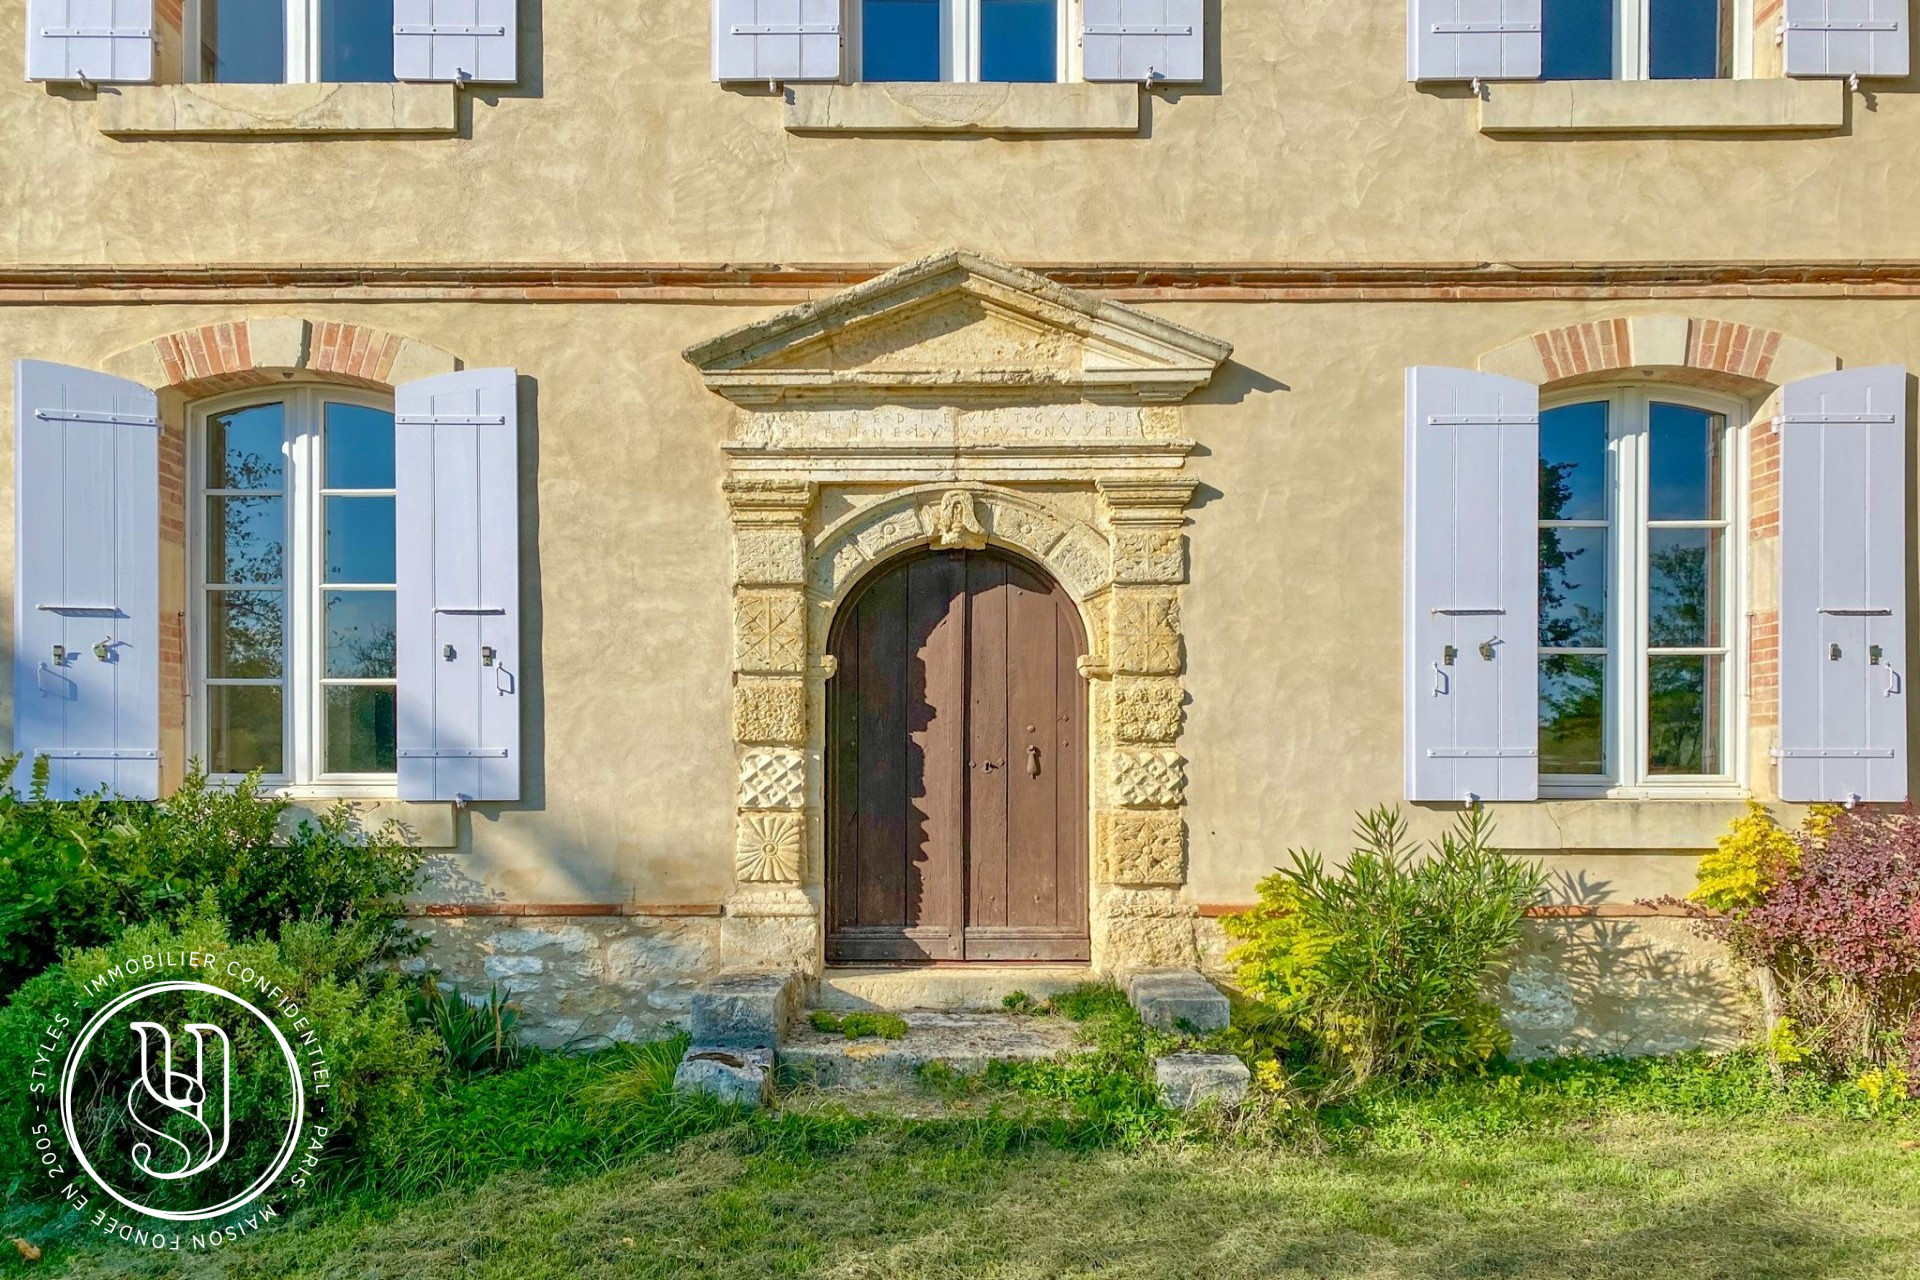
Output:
[849,0,1076,83]
[1538,384,1750,799]
[182,0,378,84]
[1574,0,1755,80]
[188,385,399,798]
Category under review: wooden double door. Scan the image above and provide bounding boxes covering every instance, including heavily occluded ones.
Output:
[827,548,1090,963]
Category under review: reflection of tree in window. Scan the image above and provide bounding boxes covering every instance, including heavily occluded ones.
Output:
[1538,455,1605,773]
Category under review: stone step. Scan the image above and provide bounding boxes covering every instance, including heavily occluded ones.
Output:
[781,1011,1083,1091]
[813,965,1097,1013]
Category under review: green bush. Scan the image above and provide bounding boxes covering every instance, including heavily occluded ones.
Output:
[0,902,441,1210]
[0,759,423,998]
[1223,806,1547,1093]
[409,977,524,1077]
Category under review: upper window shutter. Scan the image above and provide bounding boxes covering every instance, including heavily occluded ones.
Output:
[1776,365,1909,804]
[25,0,155,83]
[393,0,518,83]
[1405,366,1540,803]
[1081,0,1204,82]
[1408,0,1542,81]
[394,368,522,803]
[12,359,159,800]
[712,0,843,82]
[1783,0,1909,80]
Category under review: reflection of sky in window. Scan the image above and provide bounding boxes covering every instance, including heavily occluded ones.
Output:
[1649,0,1718,78]
[1648,403,1719,521]
[981,0,1055,81]
[1540,401,1608,521]
[321,0,396,81]
[208,403,285,490]
[1542,0,1613,79]
[325,404,396,489]
[204,0,286,82]
[864,0,940,80]
[325,497,397,583]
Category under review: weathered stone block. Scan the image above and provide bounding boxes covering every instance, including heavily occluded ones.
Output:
[1127,968,1231,1033]
[1154,1053,1250,1111]
[689,971,798,1049]
[674,1046,774,1109]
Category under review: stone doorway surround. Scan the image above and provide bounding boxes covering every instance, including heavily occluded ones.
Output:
[684,249,1234,980]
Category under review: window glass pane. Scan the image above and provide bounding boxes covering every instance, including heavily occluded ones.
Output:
[1540,401,1608,521]
[201,0,287,83]
[206,403,284,490]
[1649,0,1720,78]
[1648,403,1723,520]
[1542,0,1614,79]
[981,0,1056,82]
[209,685,283,774]
[1539,527,1608,649]
[1648,528,1723,648]
[1541,655,1607,774]
[324,403,396,489]
[324,496,397,584]
[208,591,285,678]
[863,0,941,80]
[321,0,396,81]
[325,686,397,773]
[1648,654,1722,774]
[206,496,285,585]
[325,591,397,678]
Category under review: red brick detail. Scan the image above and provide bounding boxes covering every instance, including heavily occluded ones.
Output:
[1532,319,1630,382]
[158,424,188,740]
[1687,319,1780,382]
[412,903,726,918]
[1749,419,1784,730]
[150,320,403,393]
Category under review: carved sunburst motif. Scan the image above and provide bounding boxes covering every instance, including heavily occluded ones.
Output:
[736,813,803,883]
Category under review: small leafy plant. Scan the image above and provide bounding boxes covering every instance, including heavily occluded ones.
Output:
[1690,799,1802,913]
[1223,806,1547,1094]
[410,977,525,1077]
[809,1010,910,1040]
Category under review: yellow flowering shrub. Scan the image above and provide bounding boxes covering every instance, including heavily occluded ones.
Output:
[1690,800,1801,913]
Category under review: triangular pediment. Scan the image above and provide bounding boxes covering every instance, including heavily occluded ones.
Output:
[684,250,1233,406]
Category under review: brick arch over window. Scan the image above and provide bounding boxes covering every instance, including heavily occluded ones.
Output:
[102,318,459,396]
[1479,315,1839,393]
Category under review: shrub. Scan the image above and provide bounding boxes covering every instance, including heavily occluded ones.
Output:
[0,760,423,998]
[1223,806,1547,1093]
[0,902,442,1210]
[409,978,524,1077]
[1689,799,1802,913]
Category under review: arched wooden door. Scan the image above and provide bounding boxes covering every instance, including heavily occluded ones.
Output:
[827,547,1089,963]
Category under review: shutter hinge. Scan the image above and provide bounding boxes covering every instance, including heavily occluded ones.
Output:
[1426,413,1540,426]
[35,409,158,428]
[1771,411,1897,432]
[41,26,153,37]
[37,748,158,760]
[1426,749,1538,759]
[1817,607,1893,617]
[1784,20,1900,32]
[1770,747,1897,759]
[1083,24,1196,35]
[398,749,511,759]
[730,22,841,35]
[434,606,508,616]
[392,24,508,36]
[1428,21,1541,33]
[395,414,507,426]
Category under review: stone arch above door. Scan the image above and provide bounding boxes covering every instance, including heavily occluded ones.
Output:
[689,250,1234,979]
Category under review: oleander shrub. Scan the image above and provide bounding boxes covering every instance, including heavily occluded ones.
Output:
[0,758,423,998]
[1223,806,1547,1094]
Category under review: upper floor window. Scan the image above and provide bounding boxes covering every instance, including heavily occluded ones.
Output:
[1538,388,1741,793]
[859,0,1065,82]
[194,389,398,790]
[189,0,396,83]
[1543,0,1733,80]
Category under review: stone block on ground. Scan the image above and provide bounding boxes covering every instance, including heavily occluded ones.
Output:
[689,970,798,1049]
[1125,968,1231,1033]
[674,1046,774,1108]
[1154,1053,1250,1111]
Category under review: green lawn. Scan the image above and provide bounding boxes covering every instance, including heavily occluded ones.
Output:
[18,1112,1920,1279]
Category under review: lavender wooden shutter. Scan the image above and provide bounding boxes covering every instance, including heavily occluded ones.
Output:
[1405,367,1540,803]
[1776,365,1908,804]
[25,0,155,83]
[1408,0,1542,81]
[13,360,159,799]
[1081,0,1204,82]
[1783,0,1909,79]
[395,368,521,802]
[393,0,518,83]
[712,0,843,81]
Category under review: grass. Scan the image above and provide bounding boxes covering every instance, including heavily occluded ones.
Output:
[8,986,1920,1278]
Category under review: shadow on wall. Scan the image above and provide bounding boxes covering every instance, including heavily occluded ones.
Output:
[1503,869,1749,1058]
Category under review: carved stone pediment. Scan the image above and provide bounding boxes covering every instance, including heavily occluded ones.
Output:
[684,249,1233,407]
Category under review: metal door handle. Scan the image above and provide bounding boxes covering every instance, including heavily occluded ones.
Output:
[1028,746,1042,778]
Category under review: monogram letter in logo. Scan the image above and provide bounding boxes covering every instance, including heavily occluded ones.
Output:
[126,1021,232,1181]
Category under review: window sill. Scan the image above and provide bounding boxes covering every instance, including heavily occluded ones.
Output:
[97,82,460,138]
[1478,78,1846,136]
[784,82,1140,135]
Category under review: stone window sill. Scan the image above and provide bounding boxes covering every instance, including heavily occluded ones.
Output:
[1479,78,1846,136]
[97,82,460,138]
[785,82,1140,135]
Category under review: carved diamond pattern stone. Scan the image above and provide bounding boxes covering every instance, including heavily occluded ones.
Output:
[1113,749,1187,808]
[734,590,806,673]
[1112,679,1183,744]
[1110,591,1182,675]
[736,813,804,884]
[1105,810,1187,886]
[1113,529,1186,585]
[739,749,805,810]
[733,678,807,745]
[733,531,806,586]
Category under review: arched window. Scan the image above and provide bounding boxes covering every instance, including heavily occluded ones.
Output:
[857,0,1064,83]
[192,387,398,790]
[1538,385,1744,793]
